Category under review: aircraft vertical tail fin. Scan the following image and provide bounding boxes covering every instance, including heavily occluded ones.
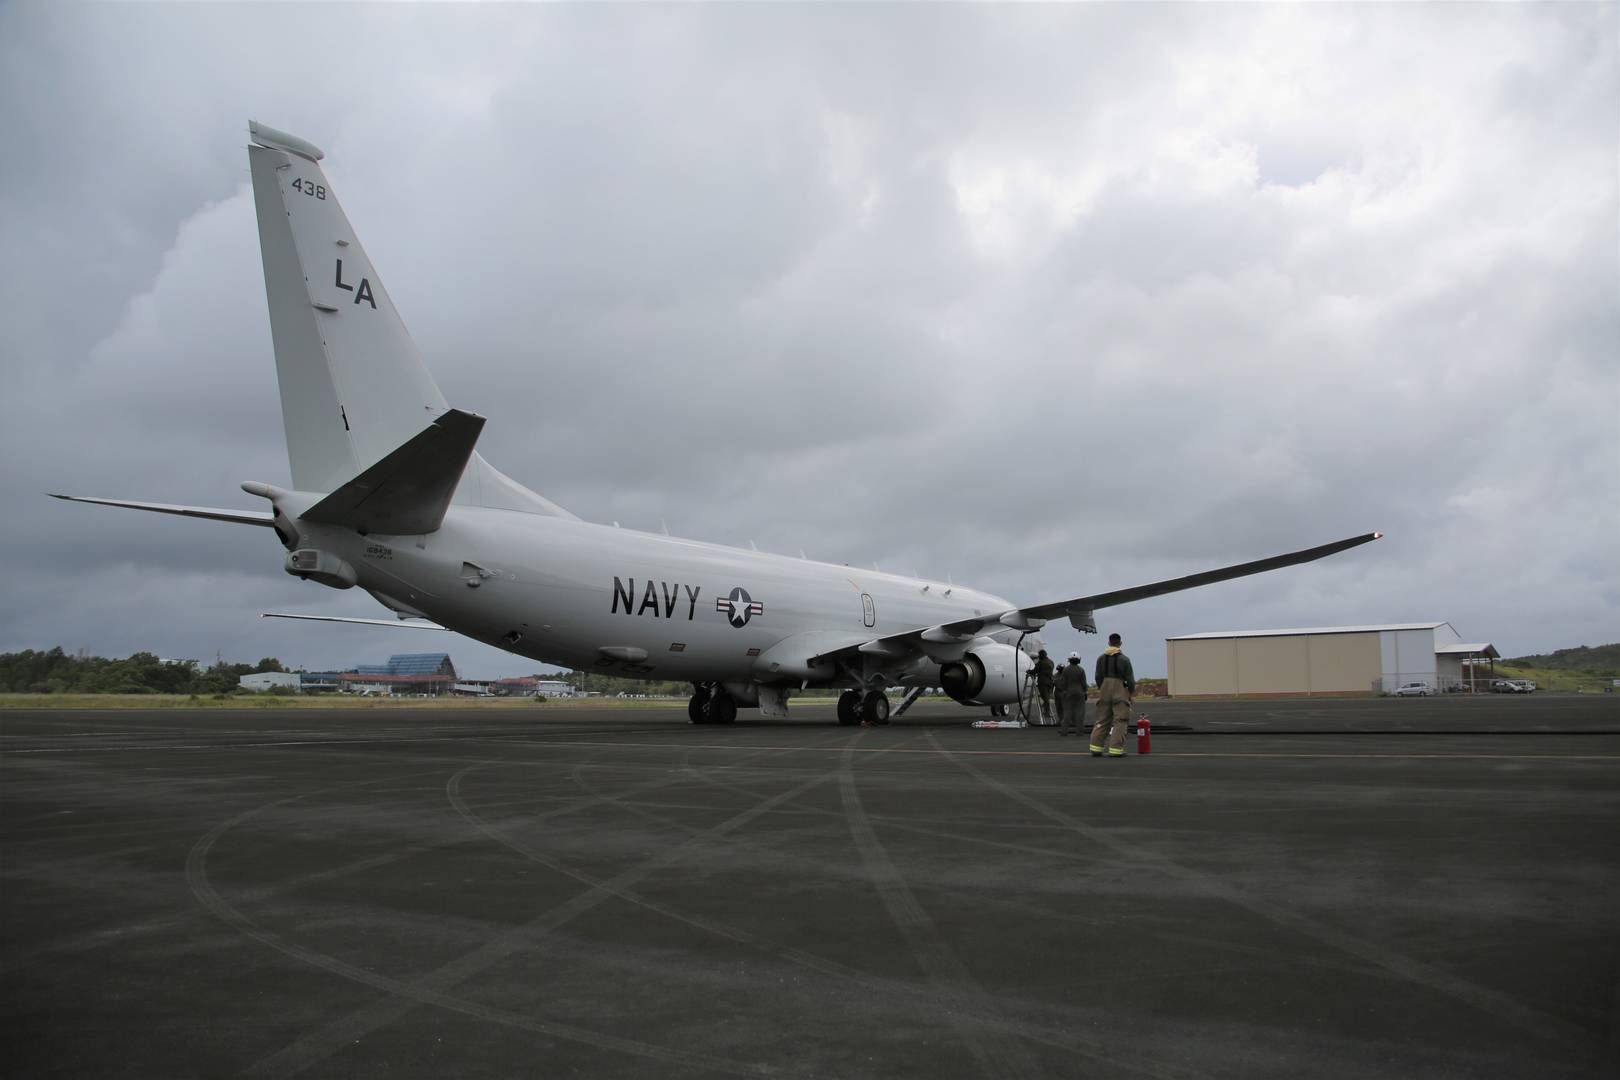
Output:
[247,121,574,519]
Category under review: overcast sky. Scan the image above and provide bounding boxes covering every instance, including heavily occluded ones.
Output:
[1,2,1615,680]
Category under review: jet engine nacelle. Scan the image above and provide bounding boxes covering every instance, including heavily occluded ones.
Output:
[939,643,1031,706]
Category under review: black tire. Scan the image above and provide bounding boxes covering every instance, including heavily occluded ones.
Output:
[688,691,709,724]
[709,692,737,725]
[863,691,890,725]
[837,690,861,726]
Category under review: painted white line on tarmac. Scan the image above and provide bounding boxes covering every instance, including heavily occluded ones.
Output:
[419,740,1620,763]
[7,733,1617,763]
[1,728,683,754]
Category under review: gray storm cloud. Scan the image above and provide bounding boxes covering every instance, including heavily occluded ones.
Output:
[1,3,1614,677]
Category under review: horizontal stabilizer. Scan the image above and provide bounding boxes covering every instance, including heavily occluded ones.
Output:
[301,409,484,535]
[260,613,449,631]
[49,494,274,527]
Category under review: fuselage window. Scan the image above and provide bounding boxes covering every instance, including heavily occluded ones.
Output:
[861,593,876,628]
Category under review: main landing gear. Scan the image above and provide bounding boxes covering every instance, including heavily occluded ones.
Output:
[688,684,736,725]
[837,689,890,726]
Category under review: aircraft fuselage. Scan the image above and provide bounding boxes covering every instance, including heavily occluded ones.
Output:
[277,489,1019,687]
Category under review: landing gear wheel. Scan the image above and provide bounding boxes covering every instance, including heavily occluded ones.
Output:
[991,704,1009,718]
[708,691,737,725]
[863,691,890,725]
[837,690,861,726]
[688,686,711,724]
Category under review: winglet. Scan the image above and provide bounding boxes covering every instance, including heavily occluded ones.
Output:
[300,409,485,535]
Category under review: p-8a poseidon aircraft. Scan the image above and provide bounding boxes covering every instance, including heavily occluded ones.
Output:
[55,122,1380,725]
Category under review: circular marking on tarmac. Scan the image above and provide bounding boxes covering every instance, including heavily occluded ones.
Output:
[184,769,781,1078]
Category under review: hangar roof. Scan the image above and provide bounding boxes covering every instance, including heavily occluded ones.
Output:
[1437,642,1500,658]
[1168,622,1452,640]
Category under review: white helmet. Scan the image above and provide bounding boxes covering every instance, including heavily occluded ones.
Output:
[1068,651,1081,661]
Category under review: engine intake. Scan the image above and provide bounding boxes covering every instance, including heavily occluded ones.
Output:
[939,643,1031,706]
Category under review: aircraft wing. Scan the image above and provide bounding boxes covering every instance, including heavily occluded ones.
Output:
[48,494,275,527]
[260,613,450,631]
[1013,530,1384,626]
[810,532,1382,665]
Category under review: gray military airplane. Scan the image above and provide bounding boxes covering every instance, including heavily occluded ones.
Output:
[54,122,1379,725]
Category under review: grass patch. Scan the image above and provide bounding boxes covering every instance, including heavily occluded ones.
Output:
[1488,664,1616,694]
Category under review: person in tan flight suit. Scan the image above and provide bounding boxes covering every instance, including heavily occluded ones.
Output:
[1090,633,1135,757]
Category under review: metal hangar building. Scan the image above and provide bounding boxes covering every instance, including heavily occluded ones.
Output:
[1165,622,1499,697]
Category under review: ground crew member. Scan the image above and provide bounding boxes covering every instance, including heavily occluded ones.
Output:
[1055,652,1088,737]
[1033,649,1055,724]
[1091,633,1135,757]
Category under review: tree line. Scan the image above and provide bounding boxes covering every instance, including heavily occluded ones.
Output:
[1,648,957,699]
[0,648,695,697]
[0,648,288,695]
[0,648,699,698]
[1504,643,1619,674]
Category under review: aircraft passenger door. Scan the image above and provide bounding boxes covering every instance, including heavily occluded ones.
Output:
[861,593,876,628]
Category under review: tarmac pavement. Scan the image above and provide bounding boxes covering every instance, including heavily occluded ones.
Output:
[3,695,1617,1078]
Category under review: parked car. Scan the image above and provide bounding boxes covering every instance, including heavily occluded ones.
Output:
[1491,679,1529,693]
[1514,680,1537,692]
[1394,682,1434,697]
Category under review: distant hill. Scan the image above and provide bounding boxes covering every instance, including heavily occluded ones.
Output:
[1502,644,1620,674]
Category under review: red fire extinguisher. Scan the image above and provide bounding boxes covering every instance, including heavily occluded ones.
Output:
[1136,715,1151,754]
